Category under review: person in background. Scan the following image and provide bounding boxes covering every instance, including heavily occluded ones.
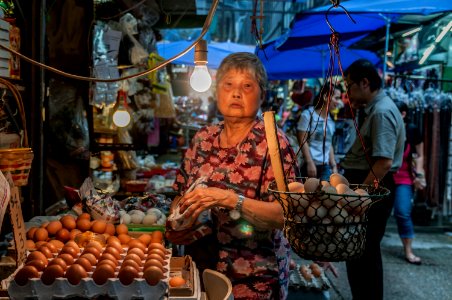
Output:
[340,59,405,300]
[296,86,342,180]
[393,101,426,265]
[166,52,297,300]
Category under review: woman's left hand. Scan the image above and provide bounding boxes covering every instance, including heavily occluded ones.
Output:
[178,187,233,221]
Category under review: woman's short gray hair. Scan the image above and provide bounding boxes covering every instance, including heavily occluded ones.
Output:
[215,52,268,94]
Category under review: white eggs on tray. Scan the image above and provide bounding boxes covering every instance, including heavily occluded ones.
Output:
[120,208,167,226]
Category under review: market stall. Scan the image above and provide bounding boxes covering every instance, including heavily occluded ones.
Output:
[0,0,451,299]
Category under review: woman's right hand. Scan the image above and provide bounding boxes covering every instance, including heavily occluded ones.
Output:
[307,161,317,177]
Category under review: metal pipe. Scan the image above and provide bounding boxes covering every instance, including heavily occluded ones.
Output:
[380,13,391,87]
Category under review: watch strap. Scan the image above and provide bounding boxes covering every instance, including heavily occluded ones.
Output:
[235,194,245,212]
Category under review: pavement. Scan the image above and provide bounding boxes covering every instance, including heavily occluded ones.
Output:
[289,216,452,300]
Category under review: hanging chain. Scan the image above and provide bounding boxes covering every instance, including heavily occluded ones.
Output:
[251,0,265,47]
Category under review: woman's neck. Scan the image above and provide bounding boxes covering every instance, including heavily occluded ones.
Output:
[220,118,256,148]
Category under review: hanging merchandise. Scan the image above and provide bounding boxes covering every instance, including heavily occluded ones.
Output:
[387,83,452,213]
[8,23,19,79]
[154,86,176,119]
[47,78,90,161]
[147,52,166,93]
[92,23,122,108]
[119,13,148,66]
[0,0,14,17]
[147,53,176,119]
[137,1,160,53]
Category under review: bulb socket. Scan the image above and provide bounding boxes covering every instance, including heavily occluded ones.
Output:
[194,40,208,64]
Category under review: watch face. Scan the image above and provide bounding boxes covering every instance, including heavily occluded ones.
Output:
[229,209,240,220]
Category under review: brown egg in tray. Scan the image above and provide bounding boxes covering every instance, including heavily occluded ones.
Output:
[289,262,331,291]
[7,234,173,300]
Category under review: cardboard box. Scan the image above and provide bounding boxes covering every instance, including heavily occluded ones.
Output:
[169,256,195,297]
[0,174,27,297]
[169,263,201,300]
[0,48,9,60]
[0,30,8,41]
[0,40,8,49]
[0,58,8,69]
[0,67,9,78]
[0,19,10,31]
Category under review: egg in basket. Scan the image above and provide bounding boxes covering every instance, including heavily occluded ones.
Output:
[269,173,390,262]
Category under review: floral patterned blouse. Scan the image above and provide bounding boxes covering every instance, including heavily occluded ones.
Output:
[173,118,297,300]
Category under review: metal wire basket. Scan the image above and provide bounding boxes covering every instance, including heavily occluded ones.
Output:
[269,179,390,261]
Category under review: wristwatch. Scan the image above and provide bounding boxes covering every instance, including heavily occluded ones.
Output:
[229,194,245,220]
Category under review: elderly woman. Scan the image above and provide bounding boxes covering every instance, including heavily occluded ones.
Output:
[166,52,297,299]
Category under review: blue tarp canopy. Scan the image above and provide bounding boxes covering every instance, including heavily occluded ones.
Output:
[156,40,255,69]
[264,0,452,80]
[275,13,394,51]
[256,40,381,80]
[277,0,452,51]
[310,0,452,15]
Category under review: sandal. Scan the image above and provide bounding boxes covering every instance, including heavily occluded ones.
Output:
[405,254,422,265]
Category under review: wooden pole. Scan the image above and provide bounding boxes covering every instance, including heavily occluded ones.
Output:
[263,111,288,207]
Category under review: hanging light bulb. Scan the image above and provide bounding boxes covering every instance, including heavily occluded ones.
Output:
[112,90,131,127]
[190,40,212,92]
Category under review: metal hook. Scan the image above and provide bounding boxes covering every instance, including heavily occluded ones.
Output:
[330,0,340,8]
[0,89,6,111]
[0,89,6,102]
[325,4,356,34]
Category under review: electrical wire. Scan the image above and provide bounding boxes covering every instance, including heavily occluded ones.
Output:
[0,0,220,83]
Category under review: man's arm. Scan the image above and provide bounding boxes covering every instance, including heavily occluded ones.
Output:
[363,157,393,185]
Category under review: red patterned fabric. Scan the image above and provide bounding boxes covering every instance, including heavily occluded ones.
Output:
[173,118,297,300]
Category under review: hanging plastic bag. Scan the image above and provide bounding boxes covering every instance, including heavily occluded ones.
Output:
[119,13,148,66]
[92,23,122,108]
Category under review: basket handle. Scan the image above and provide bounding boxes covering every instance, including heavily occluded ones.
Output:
[0,78,27,147]
[263,111,288,206]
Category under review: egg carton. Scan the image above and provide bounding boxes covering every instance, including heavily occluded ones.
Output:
[169,262,200,300]
[5,249,172,300]
[7,276,168,300]
[289,264,331,291]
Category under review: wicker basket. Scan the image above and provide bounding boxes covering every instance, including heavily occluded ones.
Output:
[269,180,389,261]
[0,78,33,186]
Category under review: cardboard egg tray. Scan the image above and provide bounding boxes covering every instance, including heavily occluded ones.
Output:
[289,264,331,291]
[5,247,173,300]
[168,256,195,297]
[169,261,200,300]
